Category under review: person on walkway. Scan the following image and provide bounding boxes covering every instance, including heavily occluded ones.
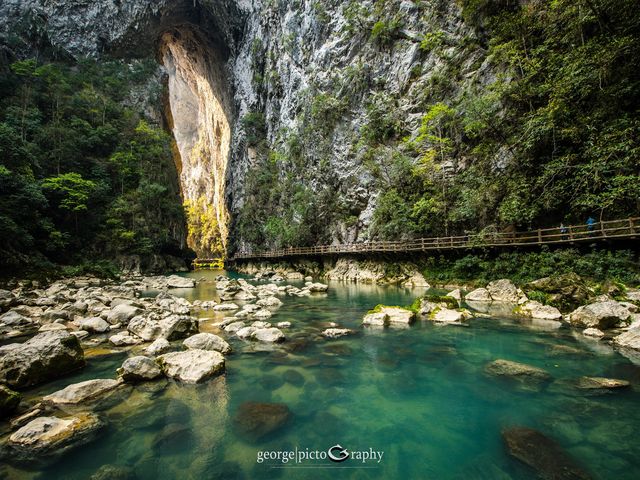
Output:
[560,223,568,240]
[586,216,596,235]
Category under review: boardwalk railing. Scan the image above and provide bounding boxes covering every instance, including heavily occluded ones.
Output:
[225,217,639,261]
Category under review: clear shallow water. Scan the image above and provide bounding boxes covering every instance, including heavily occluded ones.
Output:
[3,270,640,479]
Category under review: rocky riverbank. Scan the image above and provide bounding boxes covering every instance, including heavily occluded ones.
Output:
[1,269,639,473]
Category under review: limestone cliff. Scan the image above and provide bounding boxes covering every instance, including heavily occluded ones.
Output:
[0,0,491,257]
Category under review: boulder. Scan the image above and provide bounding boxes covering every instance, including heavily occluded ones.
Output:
[305,282,329,293]
[157,349,225,383]
[446,289,462,302]
[613,324,640,350]
[502,427,591,480]
[5,414,103,465]
[376,306,415,324]
[431,308,465,323]
[0,310,32,327]
[362,312,389,326]
[526,273,591,310]
[127,315,162,341]
[224,321,246,333]
[583,328,605,339]
[106,304,141,325]
[233,402,291,442]
[0,331,85,389]
[485,359,551,383]
[575,376,630,390]
[322,328,353,338]
[277,321,291,328]
[0,384,21,418]
[236,326,256,339]
[234,290,256,301]
[158,315,198,340]
[253,327,285,343]
[486,279,527,304]
[43,379,121,405]
[108,332,143,346]
[117,356,162,382]
[569,301,631,329]
[183,333,231,354]
[256,296,283,308]
[402,272,430,288]
[465,288,492,302]
[253,309,272,320]
[213,303,239,311]
[518,301,562,321]
[77,317,110,334]
[144,338,171,356]
[0,289,16,310]
[166,275,196,289]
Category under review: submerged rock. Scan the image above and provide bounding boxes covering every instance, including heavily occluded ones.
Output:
[0,331,85,389]
[117,356,162,382]
[233,402,291,442]
[582,328,605,339]
[575,377,630,390]
[89,464,137,480]
[43,379,122,405]
[183,333,231,354]
[502,426,591,479]
[485,359,551,383]
[0,384,21,418]
[569,301,631,329]
[157,349,225,383]
[4,413,104,465]
[322,328,353,338]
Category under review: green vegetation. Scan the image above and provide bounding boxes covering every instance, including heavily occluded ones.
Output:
[421,248,640,286]
[0,56,188,275]
[367,0,640,239]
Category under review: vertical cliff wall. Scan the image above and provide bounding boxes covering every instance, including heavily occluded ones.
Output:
[160,28,232,257]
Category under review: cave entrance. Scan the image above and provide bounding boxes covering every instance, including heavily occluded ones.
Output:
[159,26,231,260]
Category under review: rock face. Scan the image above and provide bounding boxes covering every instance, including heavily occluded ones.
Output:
[502,427,591,480]
[0,384,21,418]
[568,301,631,329]
[0,331,85,389]
[183,333,231,354]
[485,360,551,383]
[233,402,291,442]
[157,350,225,383]
[43,379,121,405]
[117,356,162,382]
[5,414,104,465]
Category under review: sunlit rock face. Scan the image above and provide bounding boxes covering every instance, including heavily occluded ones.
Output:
[160,28,232,258]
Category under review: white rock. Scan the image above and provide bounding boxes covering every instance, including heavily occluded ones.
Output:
[127,316,161,341]
[117,356,162,382]
[43,379,121,404]
[145,338,171,356]
[431,308,465,323]
[569,301,631,329]
[213,303,239,311]
[465,288,492,302]
[157,349,225,383]
[252,327,285,343]
[519,301,562,321]
[322,328,352,338]
[77,317,110,333]
[106,304,141,325]
[166,275,196,288]
[362,312,389,326]
[183,333,231,354]
[583,328,605,339]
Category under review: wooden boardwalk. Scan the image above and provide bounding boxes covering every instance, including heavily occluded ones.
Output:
[224,217,639,261]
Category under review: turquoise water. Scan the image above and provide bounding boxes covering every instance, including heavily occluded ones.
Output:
[3,270,640,479]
